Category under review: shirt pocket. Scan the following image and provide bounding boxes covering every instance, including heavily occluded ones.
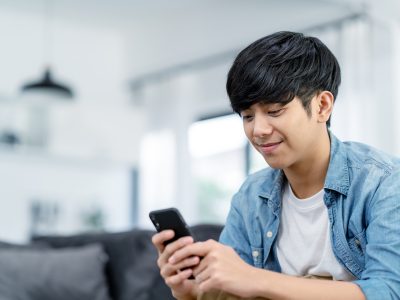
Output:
[250,246,264,268]
[348,229,366,265]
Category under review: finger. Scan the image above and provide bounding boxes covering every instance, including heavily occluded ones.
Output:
[160,261,180,278]
[194,266,212,288]
[165,268,193,287]
[158,236,195,269]
[160,255,200,280]
[152,230,175,253]
[170,239,216,264]
[192,254,209,277]
[163,236,194,258]
[172,255,201,271]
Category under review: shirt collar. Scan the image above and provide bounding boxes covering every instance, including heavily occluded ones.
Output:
[324,131,350,196]
[258,169,285,210]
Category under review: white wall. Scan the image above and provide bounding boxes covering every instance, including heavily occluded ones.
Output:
[0,8,145,162]
[0,7,144,242]
[0,150,132,243]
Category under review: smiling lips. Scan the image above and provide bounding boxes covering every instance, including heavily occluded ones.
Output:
[257,141,282,154]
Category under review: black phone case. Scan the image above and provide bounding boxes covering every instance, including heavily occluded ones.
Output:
[149,208,197,279]
[149,207,193,244]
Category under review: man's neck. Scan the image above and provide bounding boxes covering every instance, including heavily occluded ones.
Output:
[283,131,331,199]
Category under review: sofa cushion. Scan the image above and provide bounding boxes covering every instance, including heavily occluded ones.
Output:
[0,240,49,250]
[0,243,111,300]
[33,224,224,300]
[33,229,160,300]
[191,224,224,242]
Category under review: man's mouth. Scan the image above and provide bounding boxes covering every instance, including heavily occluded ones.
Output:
[257,141,282,154]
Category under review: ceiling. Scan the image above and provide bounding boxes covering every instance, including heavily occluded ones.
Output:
[1,0,398,79]
[0,1,354,68]
[0,1,360,29]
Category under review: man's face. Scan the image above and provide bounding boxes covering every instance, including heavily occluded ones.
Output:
[240,97,323,170]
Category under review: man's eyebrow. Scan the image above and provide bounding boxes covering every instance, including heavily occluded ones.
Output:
[260,102,285,108]
[239,109,251,115]
[240,106,252,112]
[274,103,288,109]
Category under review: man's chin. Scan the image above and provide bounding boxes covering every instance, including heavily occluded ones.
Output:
[267,164,284,170]
[263,158,286,170]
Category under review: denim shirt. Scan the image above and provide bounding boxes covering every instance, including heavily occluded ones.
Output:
[219,133,400,300]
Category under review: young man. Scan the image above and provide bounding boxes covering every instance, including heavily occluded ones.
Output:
[152,31,400,300]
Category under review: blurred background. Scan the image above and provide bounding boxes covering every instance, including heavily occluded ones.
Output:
[0,0,399,242]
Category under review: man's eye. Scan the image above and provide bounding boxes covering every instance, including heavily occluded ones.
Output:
[268,109,283,116]
[241,115,253,121]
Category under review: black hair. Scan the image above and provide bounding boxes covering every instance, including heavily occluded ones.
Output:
[226,31,341,126]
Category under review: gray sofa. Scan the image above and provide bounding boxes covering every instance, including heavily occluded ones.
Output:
[0,224,223,300]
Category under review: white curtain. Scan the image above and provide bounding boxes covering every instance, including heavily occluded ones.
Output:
[312,16,400,155]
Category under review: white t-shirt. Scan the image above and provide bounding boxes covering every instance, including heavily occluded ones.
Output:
[276,183,355,281]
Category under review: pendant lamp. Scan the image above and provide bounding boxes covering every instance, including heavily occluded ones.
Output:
[20,0,74,100]
[21,67,73,99]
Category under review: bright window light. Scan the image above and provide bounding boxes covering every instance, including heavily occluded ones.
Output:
[188,114,246,158]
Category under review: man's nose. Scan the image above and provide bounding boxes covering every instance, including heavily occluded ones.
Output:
[253,115,273,137]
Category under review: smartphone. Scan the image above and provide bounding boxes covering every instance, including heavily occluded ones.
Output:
[149,207,197,279]
[149,207,193,245]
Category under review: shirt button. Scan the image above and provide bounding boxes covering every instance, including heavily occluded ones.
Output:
[252,250,259,258]
[266,231,273,238]
[355,239,360,245]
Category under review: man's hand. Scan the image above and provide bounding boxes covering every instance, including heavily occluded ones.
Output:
[169,239,259,298]
[152,230,201,300]
[168,239,367,300]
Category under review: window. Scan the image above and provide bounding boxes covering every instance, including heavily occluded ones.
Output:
[189,114,247,224]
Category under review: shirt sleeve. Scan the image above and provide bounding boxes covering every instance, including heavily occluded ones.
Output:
[218,191,254,266]
[354,169,400,300]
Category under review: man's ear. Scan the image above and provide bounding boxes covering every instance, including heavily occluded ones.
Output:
[315,91,334,123]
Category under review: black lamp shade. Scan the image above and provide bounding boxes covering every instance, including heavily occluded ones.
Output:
[21,68,74,99]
